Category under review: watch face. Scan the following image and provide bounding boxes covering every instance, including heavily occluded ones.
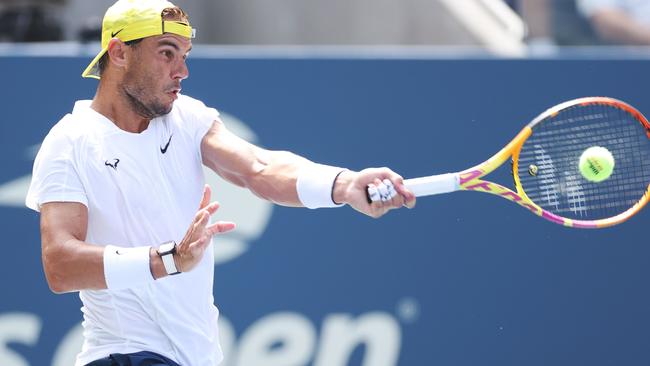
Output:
[159,241,176,254]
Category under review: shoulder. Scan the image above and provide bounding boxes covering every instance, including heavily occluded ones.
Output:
[171,94,220,122]
[43,113,81,149]
[175,94,210,109]
[40,100,103,156]
[49,101,100,137]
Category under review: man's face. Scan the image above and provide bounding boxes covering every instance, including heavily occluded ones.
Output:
[121,33,192,119]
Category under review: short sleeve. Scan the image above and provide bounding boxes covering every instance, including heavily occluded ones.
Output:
[194,103,219,147]
[175,94,220,148]
[25,122,88,212]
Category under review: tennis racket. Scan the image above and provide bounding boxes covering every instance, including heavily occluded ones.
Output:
[367,97,650,228]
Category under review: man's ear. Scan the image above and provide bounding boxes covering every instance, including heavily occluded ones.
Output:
[106,38,129,70]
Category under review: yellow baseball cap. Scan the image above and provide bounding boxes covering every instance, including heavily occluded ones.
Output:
[82,0,196,79]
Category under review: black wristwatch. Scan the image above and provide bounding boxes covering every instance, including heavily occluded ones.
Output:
[157,241,180,276]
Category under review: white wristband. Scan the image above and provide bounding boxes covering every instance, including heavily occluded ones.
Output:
[296,164,346,209]
[103,245,154,290]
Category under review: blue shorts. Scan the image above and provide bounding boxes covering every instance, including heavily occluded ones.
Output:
[85,351,180,366]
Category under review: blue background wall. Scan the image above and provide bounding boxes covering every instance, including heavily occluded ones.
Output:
[1,54,649,365]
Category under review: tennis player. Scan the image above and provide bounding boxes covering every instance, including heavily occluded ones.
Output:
[25,1,415,365]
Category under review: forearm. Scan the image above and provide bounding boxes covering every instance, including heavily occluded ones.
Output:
[211,147,347,208]
[42,238,167,294]
[202,120,316,206]
[201,128,340,206]
[40,200,167,294]
[42,238,106,293]
[244,149,312,206]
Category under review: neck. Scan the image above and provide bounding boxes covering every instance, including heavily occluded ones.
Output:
[91,79,151,134]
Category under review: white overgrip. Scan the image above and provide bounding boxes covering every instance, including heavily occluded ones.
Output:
[404,173,460,197]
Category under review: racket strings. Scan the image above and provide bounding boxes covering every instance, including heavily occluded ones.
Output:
[517,103,650,220]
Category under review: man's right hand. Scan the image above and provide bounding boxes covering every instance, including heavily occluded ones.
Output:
[174,184,235,273]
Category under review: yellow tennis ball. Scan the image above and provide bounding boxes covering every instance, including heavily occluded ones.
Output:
[579,146,615,182]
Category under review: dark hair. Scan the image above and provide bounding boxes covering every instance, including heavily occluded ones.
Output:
[97,7,189,77]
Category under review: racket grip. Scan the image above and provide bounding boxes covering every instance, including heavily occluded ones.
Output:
[366,173,459,203]
[403,173,460,197]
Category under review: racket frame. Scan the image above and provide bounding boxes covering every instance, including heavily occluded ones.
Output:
[403,97,650,228]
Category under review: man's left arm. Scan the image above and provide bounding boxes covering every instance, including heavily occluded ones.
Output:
[200,118,415,218]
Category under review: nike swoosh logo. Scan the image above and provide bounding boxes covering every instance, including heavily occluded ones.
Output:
[111,29,123,38]
[105,158,120,170]
[160,134,173,154]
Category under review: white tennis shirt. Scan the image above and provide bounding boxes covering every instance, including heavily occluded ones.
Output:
[26,95,223,366]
